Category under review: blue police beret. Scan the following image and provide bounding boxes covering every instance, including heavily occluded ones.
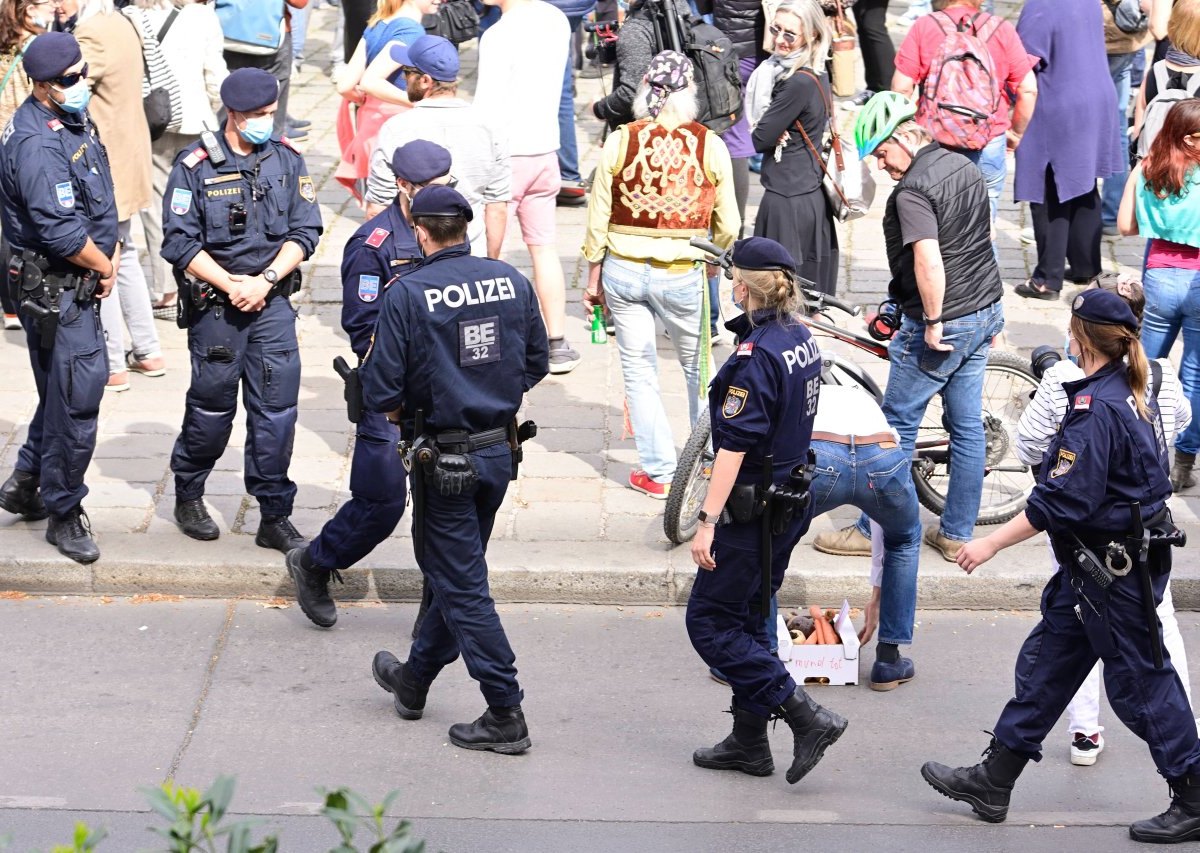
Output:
[391,139,452,183]
[22,32,82,83]
[220,68,280,113]
[1071,288,1139,333]
[411,185,473,221]
[390,35,460,83]
[731,237,796,272]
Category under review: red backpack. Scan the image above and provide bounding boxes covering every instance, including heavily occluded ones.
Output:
[915,11,1004,151]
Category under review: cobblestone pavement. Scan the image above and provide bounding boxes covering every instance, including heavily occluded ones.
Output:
[1,1,1196,607]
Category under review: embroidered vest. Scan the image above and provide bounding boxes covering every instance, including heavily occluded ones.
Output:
[609,119,716,238]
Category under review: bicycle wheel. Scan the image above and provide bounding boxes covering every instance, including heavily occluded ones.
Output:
[664,408,713,545]
[911,349,1038,525]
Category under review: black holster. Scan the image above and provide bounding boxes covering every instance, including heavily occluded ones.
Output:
[13,250,57,349]
[332,356,363,424]
[510,419,537,481]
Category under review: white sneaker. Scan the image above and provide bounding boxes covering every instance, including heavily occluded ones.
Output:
[1070,732,1104,766]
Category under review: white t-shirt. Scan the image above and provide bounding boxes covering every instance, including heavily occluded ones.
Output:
[473,0,569,157]
[811,384,897,437]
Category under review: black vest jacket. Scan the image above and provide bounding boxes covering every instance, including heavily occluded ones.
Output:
[883,144,1002,322]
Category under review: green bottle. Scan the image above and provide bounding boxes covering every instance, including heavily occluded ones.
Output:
[591,304,606,344]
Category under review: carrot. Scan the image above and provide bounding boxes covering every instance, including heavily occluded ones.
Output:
[808,606,834,644]
[803,629,820,644]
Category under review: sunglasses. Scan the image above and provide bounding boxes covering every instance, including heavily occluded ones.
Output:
[768,24,801,42]
[49,63,87,88]
[400,65,422,76]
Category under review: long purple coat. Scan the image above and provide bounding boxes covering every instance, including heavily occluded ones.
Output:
[1014,0,1122,204]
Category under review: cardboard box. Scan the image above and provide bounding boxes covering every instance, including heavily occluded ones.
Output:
[776,600,861,686]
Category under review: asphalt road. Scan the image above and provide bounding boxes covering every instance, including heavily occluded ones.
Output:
[1,597,1193,852]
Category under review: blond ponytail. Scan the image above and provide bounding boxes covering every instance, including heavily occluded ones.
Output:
[1125,335,1152,422]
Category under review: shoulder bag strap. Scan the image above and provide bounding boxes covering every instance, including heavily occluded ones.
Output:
[158,9,181,44]
[120,11,153,80]
[792,68,850,209]
[1150,359,1163,405]
[0,39,30,98]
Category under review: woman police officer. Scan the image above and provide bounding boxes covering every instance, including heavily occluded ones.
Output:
[687,236,849,786]
[921,288,1200,844]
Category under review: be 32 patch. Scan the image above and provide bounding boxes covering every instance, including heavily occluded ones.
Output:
[298,175,315,203]
[722,386,748,418]
[459,315,500,366]
[358,274,380,303]
[1050,448,1077,479]
[170,187,192,215]
[54,181,74,208]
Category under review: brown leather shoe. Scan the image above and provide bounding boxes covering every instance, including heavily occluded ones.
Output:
[813,524,871,557]
[924,525,965,562]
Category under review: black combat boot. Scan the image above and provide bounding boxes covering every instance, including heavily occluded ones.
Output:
[372,651,429,720]
[773,687,848,784]
[46,506,99,564]
[255,515,306,553]
[693,700,774,776]
[1130,776,1200,843]
[921,735,1029,823]
[286,547,342,628]
[0,470,47,520]
[448,705,531,754]
[174,498,219,541]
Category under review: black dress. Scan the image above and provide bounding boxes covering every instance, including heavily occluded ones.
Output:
[751,68,840,296]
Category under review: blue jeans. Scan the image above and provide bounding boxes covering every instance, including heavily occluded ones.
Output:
[1102,52,1135,227]
[1140,267,1200,455]
[557,14,584,183]
[858,301,1005,542]
[290,1,311,60]
[603,257,703,481]
[811,440,922,646]
[960,133,1006,260]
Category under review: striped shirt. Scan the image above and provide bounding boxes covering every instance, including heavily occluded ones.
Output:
[1015,358,1192,467]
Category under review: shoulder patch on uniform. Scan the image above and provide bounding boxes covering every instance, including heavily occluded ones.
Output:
[736,342,754,358]
[183,147,208,169]
[358,274,380,303]
[280,136,301,153]
[365,227,390,248]
[722,386,749,419]
[46,118,62,131]
[1050,448,1077,478]
[298,175,315,203]
[54,181,74,208]
[170,187,193,215]
[1074,395,1091,411]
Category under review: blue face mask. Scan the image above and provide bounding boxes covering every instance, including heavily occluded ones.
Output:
[1064,333,1079,366]
[54,79,90,114]
[238,115,273,145]
[731,282,744,312]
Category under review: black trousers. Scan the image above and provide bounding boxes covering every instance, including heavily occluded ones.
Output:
[1030,165,1102,292]
[342,0,374,63]
[852,0,895,94]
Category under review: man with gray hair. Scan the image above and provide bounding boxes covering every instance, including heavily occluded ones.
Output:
[582,50,739,499]
[364,35,510,259]
[814,91,1003,566]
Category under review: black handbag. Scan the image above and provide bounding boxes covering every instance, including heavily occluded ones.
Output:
[437,0,479,45]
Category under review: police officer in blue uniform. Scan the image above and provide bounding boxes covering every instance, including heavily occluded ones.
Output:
[160,67,323,553]
[286,140,453,628]
[0,33,118,563]
[362,185,548,755]
[922,289,1200,845]
[687,238,849,785]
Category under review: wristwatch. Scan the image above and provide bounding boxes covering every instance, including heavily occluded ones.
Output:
[263,269,279,285]
[697,509,717,526]
[922,313,942,326]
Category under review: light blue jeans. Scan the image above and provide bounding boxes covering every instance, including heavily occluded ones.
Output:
[1140,267,1200,455]
[1102,52,1135,227]
[960,133,1006,235]
[811,439,922,645]
[603,257,704,481]
[857,301,1005,542]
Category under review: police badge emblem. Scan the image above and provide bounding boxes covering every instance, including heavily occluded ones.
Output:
[55,181,74,208]
[299,176,316,203]
[1050,448,1077,478]
[170,188,192,215]
[722,386,748,418]
[358,274,380,303]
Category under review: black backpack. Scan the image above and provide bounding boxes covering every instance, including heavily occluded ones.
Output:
[648,0,743,133]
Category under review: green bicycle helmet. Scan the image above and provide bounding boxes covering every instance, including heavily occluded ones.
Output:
[854,91,918,160]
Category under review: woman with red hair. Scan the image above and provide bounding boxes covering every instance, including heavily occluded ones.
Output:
[1119,97,1200,491]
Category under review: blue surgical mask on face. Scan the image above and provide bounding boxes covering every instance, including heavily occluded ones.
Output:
[54,79,90,113]
[1064,333,1079,366]
[238,115,273,145]
[731,281,744,312]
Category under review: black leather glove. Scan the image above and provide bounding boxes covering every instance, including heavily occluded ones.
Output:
[434,453,476,496]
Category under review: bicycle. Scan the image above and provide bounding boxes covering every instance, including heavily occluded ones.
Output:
[662,239,1039,545]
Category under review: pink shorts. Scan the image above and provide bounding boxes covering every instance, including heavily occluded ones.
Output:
[509,152,560,247]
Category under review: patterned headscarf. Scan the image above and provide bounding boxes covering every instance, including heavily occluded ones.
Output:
[643,50,693,119]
